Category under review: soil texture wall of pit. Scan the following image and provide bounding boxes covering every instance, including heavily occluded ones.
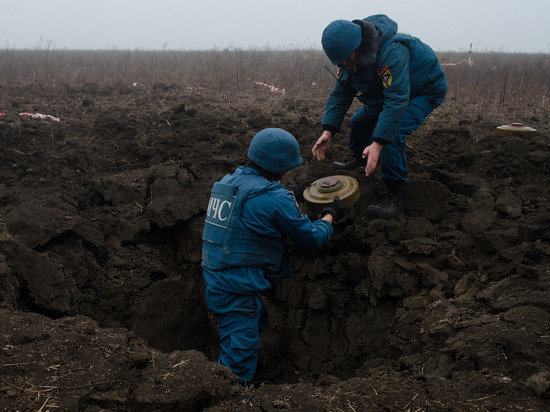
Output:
[0,84,549,411]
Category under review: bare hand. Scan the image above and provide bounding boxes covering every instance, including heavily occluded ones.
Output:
[362,142,382,176]
[312,131,333,161]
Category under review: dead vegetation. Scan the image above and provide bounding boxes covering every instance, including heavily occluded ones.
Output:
[0,48,549,411]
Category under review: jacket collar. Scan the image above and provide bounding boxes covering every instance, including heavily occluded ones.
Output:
[352,19,380,68]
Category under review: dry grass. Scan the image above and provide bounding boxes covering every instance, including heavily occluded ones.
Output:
[0,47,548,122]
[438,51,550,122]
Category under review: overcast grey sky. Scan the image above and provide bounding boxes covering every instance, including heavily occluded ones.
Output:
[2,0,549,53]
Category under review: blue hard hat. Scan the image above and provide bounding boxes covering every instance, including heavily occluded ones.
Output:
[247,128,303,173]
[321,20,362,66]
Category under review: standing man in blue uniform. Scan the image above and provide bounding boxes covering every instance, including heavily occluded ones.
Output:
[312,15,447,218]
[202,128,349,384]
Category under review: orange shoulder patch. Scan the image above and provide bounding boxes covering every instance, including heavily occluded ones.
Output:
[378,66,392,88]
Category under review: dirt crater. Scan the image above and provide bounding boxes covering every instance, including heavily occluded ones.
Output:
[1,84,549,411]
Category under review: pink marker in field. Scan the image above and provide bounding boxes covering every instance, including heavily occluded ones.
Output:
[254,81,285,94]
[19,112,60,122]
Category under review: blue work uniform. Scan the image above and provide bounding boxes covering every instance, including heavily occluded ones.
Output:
[202,166,333,381]
[322,14,448,182]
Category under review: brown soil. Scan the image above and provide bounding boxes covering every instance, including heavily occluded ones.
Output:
[0,83,549,411]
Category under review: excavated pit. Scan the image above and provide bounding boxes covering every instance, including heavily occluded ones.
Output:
[1,83,549,410]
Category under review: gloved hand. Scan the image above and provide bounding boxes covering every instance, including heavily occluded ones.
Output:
[320,196,350,222]
[292,179,315,203]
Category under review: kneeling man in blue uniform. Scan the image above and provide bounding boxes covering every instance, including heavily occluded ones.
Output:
[202,128,349,384]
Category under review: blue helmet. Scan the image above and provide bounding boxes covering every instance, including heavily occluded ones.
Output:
[247,128,303,174]
[321,20,362,66]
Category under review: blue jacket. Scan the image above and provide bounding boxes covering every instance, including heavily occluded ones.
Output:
[202,166,333,294]
[322,14,448,144]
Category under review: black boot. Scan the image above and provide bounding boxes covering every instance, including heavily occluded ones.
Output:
[368,180,404,218]
[239,364,281,386]
[333,152,366,170]
[251,364,281,385]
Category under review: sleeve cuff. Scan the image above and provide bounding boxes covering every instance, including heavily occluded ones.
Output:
[322,124,339,134]
[373,138,388,146]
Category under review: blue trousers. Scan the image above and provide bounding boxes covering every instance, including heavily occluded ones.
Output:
[348,95,444,182]
[204,285,268,381]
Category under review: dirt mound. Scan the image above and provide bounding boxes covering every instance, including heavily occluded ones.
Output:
[1,83,549,411]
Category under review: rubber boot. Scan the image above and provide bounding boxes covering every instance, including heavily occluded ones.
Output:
[333,152,366,170]
[251,364,281,385]
[240,363,281,386]
[367,179,404,218]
